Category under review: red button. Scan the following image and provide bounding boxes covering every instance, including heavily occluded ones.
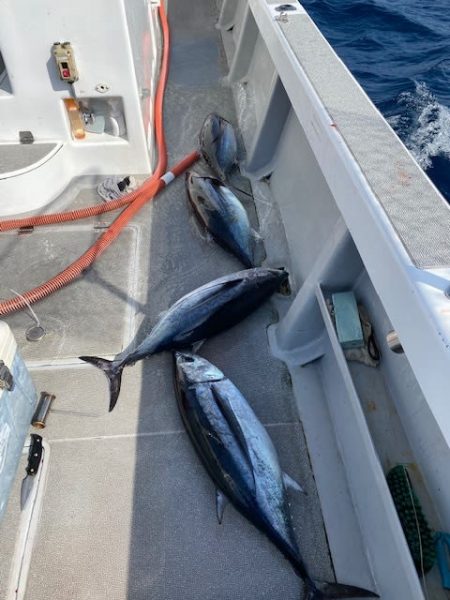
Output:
[62,68,70,78]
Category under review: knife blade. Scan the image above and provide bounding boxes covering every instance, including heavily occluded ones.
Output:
[20,434,43,510]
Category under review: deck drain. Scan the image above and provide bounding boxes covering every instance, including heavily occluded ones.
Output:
[26,325,46,342]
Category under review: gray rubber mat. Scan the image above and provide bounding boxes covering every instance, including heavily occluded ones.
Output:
[24,431,331,600]
[0,143,58,175]
[1,227,138,364]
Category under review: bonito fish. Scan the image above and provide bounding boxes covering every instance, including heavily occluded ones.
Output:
[186,171,260,267]
[80,268,288,412]
[174,352,379,600]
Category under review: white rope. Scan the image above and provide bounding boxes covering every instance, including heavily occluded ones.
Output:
[9,289,41,327]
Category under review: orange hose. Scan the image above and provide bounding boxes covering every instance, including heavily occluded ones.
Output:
[0,4,200,316]
[0,187,154,232]
[0,152,199,316]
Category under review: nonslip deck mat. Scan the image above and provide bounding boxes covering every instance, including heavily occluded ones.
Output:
[0,143,58,175]
[24,431,332,600]
[0,227,138,363]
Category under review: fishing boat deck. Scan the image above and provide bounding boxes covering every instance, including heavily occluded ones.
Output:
[3,0,450,597]
[0,1,335,598]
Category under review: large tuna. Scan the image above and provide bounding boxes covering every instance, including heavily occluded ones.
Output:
[80,268,287,412]
[186,171,261,267]
[174,352,379,600]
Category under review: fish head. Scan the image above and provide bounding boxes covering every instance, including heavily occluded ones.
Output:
[249,267,289,291]
[199,113,222,148]
[185,171,204,186]
[273,268,290,294]
[186,172,221,196]
[199,113,237,180]
[174,352,224,385]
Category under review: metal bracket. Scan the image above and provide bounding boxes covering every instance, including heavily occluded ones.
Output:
[0,360,14,391]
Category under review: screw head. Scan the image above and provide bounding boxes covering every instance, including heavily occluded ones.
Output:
[95,83,110,93]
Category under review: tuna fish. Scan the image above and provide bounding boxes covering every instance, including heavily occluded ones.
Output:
[174,352,379,600]
[79,268,287,412]
[199,113,238,181]
[186,171,261,267]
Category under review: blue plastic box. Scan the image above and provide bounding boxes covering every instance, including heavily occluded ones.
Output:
[332,291,364,350]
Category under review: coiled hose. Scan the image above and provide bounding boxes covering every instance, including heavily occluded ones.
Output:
[0,4,199,316]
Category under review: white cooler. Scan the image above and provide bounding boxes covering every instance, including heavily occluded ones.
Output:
[0,322,37,521]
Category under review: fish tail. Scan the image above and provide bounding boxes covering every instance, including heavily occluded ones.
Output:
[251,228,262,242]
[305,579,379,599]
[79,355,125,412]
[228,181,252,198]
[250,228,265,267]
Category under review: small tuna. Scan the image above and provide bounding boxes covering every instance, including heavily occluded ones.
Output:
[199,113,238,181]
[80,268,288,412]
[186,171,261,267]
[174,352,379,600]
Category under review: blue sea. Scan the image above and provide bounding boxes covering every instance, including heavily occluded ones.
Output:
[301,0,450,202]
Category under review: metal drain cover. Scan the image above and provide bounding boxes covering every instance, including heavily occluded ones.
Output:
[26,325,46,342]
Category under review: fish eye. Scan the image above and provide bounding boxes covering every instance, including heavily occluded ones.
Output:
[184,356,195,363]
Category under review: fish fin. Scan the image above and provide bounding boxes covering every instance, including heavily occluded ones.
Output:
[79,356,125,412]
[251,228,262,242]
[188,214,211,243]
[190,278,244,310]
[250,228,265,267]
[215,489,227,524]
[204,231,214,244]
[283,472,306,495]
[306,580,379,599]
[229,182,253,198]
[192,340,205,352]
[210,383,255,488]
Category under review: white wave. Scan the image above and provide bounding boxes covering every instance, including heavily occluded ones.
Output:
[388,81,450,169]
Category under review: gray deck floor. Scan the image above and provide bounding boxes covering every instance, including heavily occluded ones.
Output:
[0,1,334,598]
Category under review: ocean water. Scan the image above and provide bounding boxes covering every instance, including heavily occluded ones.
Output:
[301,0,450,202]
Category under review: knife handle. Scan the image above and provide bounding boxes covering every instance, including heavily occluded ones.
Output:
[26,434,43,476]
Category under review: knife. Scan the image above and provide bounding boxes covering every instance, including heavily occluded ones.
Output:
[20,434,43,510]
